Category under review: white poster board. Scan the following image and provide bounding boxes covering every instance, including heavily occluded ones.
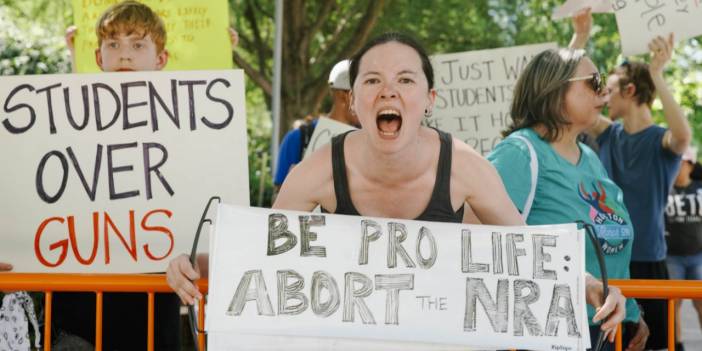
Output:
[429,43,557,156]
[302,117,357,159]
[613,0,702,56]
[206,205,588,351]
[552,0,614,20]
[0,70,249,273]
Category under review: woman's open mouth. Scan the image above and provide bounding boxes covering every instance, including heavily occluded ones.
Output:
[376,109,402,138]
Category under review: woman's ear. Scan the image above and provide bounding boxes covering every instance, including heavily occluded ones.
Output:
[427,88,436,107]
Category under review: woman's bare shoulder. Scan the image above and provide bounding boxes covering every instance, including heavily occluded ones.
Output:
[274,143,335,211]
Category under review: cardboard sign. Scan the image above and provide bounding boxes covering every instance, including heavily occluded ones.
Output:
[206,205,588,351]
[0,70,249,272]
[302,117,357,159]
[613,0,702,56]
[552,0,614,20]
[71,0,232,72]
[429,43,557,156]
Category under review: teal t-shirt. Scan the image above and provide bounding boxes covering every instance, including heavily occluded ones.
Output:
[487,128,640,324]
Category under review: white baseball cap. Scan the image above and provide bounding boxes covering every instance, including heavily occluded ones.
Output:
[328,60,351,91]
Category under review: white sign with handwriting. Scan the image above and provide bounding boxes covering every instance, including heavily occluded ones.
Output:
[206,204,588,351]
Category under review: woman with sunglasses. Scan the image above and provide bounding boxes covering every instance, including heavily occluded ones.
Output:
[486,48,644,350]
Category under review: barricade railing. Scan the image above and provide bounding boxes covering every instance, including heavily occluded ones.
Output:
[611,279,702,351]
[1,275,701,351]
[0,273,207,351]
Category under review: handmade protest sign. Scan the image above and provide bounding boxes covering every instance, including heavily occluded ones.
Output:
[429,43,557,156]
[71,0,232,72]
[302,117,357,159]
[613,0,702,56]
[0,70,249,272]
[552,0,613,20]
[206,205,588,351]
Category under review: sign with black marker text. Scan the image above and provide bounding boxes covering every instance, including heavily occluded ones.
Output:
[429,43,557,156]
[613,0,702,56]
[0,70,249,272]
[206,205,588,351]
[302,117,357,159]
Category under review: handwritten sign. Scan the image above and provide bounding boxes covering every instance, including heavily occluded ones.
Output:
[429,43,557,156]
[552,0,614,20]
[302,117,357,159]
[206,205,588,351]
[0,70,249,272]
[613,0,702,56]
[71,0,232,72]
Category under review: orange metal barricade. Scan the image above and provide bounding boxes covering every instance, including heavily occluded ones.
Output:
[0,273,207,351]
[611,279,702,351]
[1,275,702,351]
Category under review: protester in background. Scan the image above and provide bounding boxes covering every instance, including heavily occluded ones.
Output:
[571,9,692,350]
[54,2,179,350]
[487,48,646,350]
[168,33,627,347]
[665,146,702,351]
[273,59,359,191]
[64,11,240,72]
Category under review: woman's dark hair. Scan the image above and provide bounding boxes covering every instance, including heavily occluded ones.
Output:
[503,48,585,142]
[349,32,434,90]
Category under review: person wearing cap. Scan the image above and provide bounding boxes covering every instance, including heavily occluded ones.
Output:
[570,9,692,350]
[665,146,702,351]
[273,60,359,190]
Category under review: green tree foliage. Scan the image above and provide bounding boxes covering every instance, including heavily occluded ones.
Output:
[0,5,71,75]
[2,0,701,197]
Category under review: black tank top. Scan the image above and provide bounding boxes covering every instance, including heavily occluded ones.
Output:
[328,129,464,223]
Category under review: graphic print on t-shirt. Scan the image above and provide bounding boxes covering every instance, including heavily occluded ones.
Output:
[578,181,632,255]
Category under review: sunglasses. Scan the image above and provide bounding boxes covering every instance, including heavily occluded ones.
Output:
[567,72,606,95]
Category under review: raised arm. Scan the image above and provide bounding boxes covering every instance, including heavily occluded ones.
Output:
[567,8,613,139]
[649,34,691,155]
[65,25,77,73]
[568,7,592,50]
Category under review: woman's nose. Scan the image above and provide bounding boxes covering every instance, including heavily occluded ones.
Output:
[379,83,398,99]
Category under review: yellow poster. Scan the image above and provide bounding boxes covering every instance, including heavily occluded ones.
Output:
[72,0,232,72]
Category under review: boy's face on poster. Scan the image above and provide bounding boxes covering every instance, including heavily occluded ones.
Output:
[95,32,168,72]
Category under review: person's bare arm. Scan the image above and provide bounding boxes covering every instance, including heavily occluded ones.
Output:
[649,34,691,155]
[586,274,627,342]
[228,27,239,49]
[454,143,524,226]
[568,8,592,50]
[587,115,613,139]
[65,25,77,73]
[273,146,332,211]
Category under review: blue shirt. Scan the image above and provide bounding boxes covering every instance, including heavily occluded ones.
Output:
[273,120,318,186]
[488,128,640,323]
[597,123,681,262]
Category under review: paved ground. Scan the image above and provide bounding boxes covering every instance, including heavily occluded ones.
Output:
[680,299,702,350]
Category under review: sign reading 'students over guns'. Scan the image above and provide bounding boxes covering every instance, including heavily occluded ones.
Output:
[0,70,249,273]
